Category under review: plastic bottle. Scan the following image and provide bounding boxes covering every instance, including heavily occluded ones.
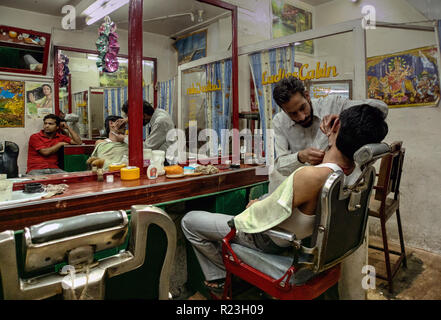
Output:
[146,163,158,179]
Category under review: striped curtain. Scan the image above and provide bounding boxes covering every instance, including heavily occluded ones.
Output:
[158,78,175,118]
[249,45,296,162]
[205,58,232,154]
[103,86,153,117]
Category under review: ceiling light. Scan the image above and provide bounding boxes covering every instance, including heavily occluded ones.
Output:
[83,0,129,25]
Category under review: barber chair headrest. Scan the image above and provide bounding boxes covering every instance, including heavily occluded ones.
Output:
[23,210,129,273]
[353,143,391,168]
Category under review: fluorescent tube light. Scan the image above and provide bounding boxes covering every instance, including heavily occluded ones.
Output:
[83,0,130,25]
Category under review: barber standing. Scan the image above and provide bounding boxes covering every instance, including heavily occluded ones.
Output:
[112,100,176,152]
[260,76,389,197]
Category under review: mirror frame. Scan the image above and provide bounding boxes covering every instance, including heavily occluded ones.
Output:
[0,25,51,76]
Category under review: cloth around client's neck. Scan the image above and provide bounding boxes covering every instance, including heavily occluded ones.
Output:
[90,140,128,170]
[234,163,342,234]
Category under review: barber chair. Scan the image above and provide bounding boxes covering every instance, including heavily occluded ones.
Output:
[0,141,19,178]
[0,205,176,300]
[221,143,391,300]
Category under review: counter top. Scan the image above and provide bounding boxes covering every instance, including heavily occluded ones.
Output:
[0,164,268,232]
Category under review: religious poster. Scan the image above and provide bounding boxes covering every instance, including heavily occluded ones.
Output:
[0,79,25,127]
[173,30,207,65]
[25,81,53,118]
[367,46,440,108]
[271,0,314,54]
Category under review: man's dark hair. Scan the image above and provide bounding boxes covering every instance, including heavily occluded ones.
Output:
[43,114,61,126]
[273,76,306,107]
[336,104,388,160]
[122,100,154,116]
[105,115,123,138]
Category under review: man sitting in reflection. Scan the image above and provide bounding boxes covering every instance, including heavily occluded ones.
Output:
[27,114,82,175]
[90,115,128,170]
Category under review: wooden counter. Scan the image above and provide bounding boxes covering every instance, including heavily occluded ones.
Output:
[0,165,268,232]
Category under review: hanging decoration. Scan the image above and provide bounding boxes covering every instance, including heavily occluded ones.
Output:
[95,16,120,73]
[58,53,70,87]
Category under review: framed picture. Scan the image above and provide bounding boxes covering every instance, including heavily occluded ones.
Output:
[173,30,207,65]
[271,0,314,54]
[25,81,53,118]
[0,79,25,127]
[367,46,440,108]
[308,80,352,100]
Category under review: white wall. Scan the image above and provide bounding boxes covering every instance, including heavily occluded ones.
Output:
[0,5,176,174]
[313,0,441,255]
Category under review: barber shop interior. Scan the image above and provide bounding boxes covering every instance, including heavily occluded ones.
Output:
[0,0,440,304]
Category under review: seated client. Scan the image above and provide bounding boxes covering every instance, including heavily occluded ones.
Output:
[27,114,82,175]
[181,104,388,294]
[90,115,128,170]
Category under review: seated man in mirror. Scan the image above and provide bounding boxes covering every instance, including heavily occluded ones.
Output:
[27,114,82,175]
[181,104,388,296]
[89,115,128,170]
[113,100,176,154]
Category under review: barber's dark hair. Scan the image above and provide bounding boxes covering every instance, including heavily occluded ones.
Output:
[336,104,388,160]
[273,76,306,108]
[104,115,123,138]
[43,114,61,126]
[122,100,154,116]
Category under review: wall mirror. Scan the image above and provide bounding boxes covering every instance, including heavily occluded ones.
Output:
[53,46,156,172]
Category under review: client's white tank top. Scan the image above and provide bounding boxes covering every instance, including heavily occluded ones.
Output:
[270,163,343,247]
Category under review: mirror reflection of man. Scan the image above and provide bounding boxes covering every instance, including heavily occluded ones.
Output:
[260,76,389,198]
[26,114,82,175]
[112,100,176,152]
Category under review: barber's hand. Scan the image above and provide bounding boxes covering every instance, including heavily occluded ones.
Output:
[246,199,259,209]
[110,131,126,143]
[114,118,128,130]
[320,114,339,136]
[298,148,325,165]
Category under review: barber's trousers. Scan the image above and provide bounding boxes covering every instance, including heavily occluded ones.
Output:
[181,210,260,282]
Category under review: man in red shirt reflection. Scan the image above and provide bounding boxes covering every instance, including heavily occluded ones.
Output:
[27,114,82,175]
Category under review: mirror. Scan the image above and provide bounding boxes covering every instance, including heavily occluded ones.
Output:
[53,46,156,172]
[0,25,51,75]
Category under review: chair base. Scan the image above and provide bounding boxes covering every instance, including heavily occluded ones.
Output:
[222,256,341,300]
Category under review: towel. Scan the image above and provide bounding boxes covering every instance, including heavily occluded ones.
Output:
[90,141,128,170]
[234,167,304,233]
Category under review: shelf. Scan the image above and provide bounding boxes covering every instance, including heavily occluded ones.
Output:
[0,39,45,52]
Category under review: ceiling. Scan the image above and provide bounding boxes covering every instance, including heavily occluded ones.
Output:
[0,0,229,37]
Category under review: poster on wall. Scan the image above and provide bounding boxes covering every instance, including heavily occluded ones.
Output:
[367,46,440,108]
[25,82,53,118]
[173,30,207,65]
[0,79,25,127]
[271,0,313,54]
[309,80,352,100]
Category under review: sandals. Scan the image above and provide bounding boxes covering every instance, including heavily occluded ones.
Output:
[204,279,225,295]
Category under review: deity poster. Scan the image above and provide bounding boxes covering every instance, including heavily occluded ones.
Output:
[0,79,25,127]
[367,46,440,108]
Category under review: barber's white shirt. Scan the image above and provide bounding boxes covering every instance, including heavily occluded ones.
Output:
[269,95,388,192]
